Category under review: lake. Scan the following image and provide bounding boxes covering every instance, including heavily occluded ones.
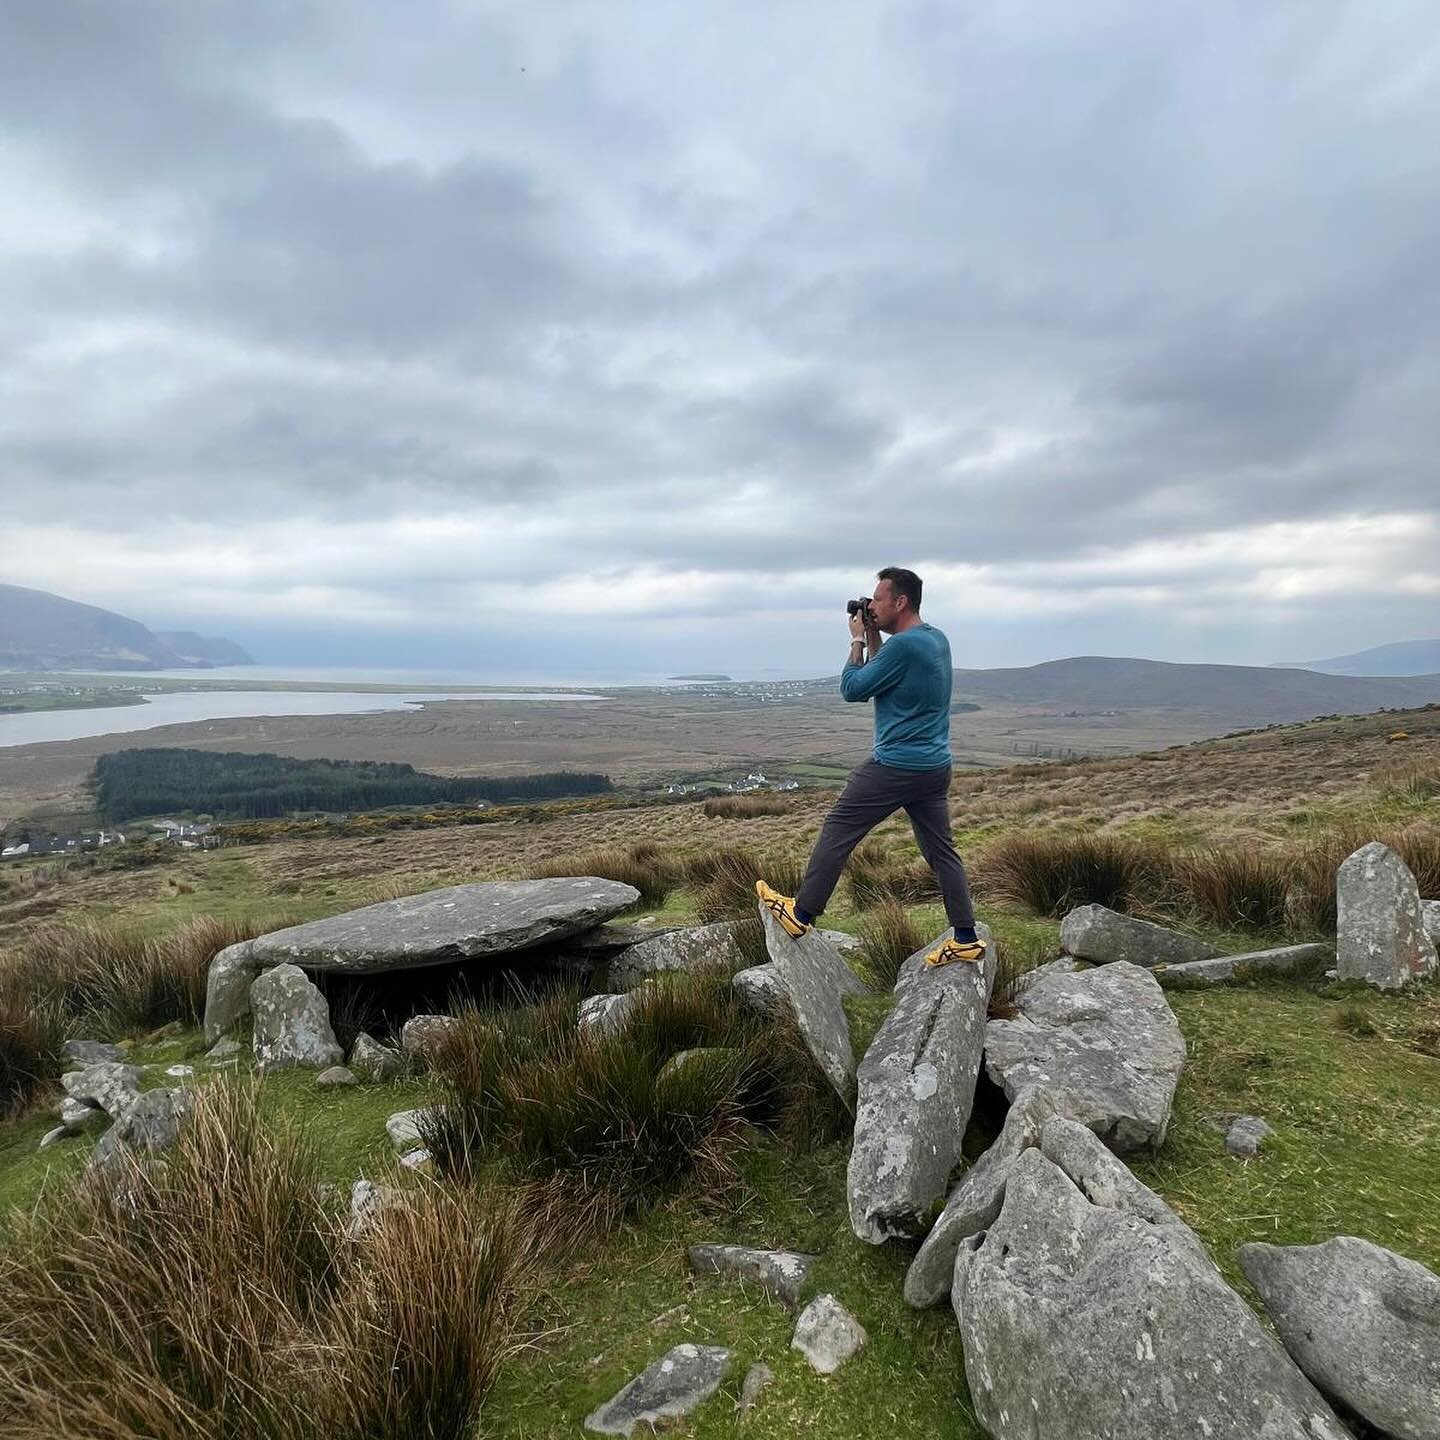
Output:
[0,690,602,749]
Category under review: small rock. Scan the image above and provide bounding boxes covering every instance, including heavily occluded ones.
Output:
[59,1096,109,1133]
[61,1062,143,1118]
[687,1243,816,1310]
[398,1147,433,1171]
[162,1064,195,1079]
[731,964,788,1017]
[350,1031,405,1081]
[249,964,344,1072]
[62,1039,126,1067]
[205,1038,244,1062]
[738,1362,774,1416]
[577,992,642,1038]
[656,1048,742,1092]
[1225,1115,1273,1158]
[316,1066,358,1088]
[1060,904,1222,968]
[385,1107,439,1151]
[38,1126,69,1150]
[584,1343,734,1436]
[400,1013,459,1062]
[347,1177,407,1235]
[791,1293,867,1374]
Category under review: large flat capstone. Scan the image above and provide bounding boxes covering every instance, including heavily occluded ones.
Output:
[848,925,995,1243]
[1060,904,1223,968]
[203,877,640,1039]
[983,960,1185,1153]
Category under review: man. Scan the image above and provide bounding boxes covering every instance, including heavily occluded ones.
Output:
[756,567,985,967]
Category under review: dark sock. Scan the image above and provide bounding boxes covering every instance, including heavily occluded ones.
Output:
[795,905,816,926]
[954,926,978,944]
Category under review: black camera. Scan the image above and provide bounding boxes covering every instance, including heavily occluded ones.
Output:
[846,598,874,619]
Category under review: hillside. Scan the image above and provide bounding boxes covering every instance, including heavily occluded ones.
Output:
[1274,636,1440,676]
[951,653,1440,722]
[0,584,252,671]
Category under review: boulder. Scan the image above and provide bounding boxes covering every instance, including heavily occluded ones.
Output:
[1225,1114,1273,1158]
[61,1039,126,1067]
[1060,904,1223,968]
[350,1031,406,1080]
[316,1066,358,1088]
[655,1047,742,1094]
[687,1243,816,1310]
[848,925,996,1243]
[760,907,863,1107]
[577,992,642,1038]
[249,965,344,1072]
[90,1087,195,1172]
[202,878,642,1037]
[731,964,788,1017]
[61,1062,142,1118]
[59,1096,109,1133]
[608,921,745,990]
[1337,842,1438,990]
[983,961,1185,1152]
[953,1145,1352,1440]
[584,1343,734,1436]
[1154,943,1332,989]
[1241,1237,1440,1440]
[399,1013,458,1062]
[790,1293,867,1374]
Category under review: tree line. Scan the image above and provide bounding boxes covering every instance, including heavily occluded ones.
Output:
[92,748,613,822]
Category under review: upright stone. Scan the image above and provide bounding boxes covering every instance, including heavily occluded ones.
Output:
[608,921,744,989]
[249,965,343,1072]
[1060,904,1222,968]
[1241,1237,1440,1440]
[204,943,262,1043]
[1337,842,1438,990]
[848,925,995,1243]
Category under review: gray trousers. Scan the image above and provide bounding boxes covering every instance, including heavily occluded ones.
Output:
[795,759,976,930]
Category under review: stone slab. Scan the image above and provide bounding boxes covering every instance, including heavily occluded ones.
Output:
[1153,942,1332,988]
[584,1343,733,1436]
[1060,904,1223,968]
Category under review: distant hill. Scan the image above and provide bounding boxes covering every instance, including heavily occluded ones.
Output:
[1272,638,1440,677]
[950,655,1440,725]
[0,584,252,671]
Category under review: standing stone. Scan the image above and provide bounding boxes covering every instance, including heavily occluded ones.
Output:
[61,1062,143,1118]
[350,1032,406,1081]
[1241,1237,1440,1440]
[1153,943,1332,989]
[848,925,995,1243]
[790,1294,867,1374]
[1337,842,1438,990]
[249,965,343,1072]
[584,1344,733,1436]
[687,1243,816,1310]
[760,907,862,1107]
[608,922,745,989]
[953,1147,1352,1440]
[203,942,261,1043]
[1060,904,1223,968]
[983,961,1185,1152]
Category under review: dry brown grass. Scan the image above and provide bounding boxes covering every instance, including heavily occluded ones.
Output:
[975,831,1161,918]
[526,842,679,908]
[702,793,794,819]
[685,846,807,924]
[855,900,924,989]
[844,840,941,910]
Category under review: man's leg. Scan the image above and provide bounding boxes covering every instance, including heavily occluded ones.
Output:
[793,760,902,922]
[904,768,984,962]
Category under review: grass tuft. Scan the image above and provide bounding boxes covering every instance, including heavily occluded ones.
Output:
[702,794,793,819]
[686,847,806,924]
[977,831,1158,918]
[845,841,941,910]
[855,900,923,989]
[527,844,677,909]
[1172,847,1292,934]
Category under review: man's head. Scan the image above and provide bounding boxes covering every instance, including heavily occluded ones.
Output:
[870,566,923,633]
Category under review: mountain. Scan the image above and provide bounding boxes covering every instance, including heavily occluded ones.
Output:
[1272,638,1440,677]
[153,631,254,666]
[0,584,252,671]
[950,655,1440,724]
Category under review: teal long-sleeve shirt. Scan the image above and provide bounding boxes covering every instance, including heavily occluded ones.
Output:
[840,622,953,769]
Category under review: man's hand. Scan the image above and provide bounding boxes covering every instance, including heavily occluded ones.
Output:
[848,610,868,642]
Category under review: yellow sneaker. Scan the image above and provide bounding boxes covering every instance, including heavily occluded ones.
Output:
[755,880,810,938]
[924,935,987,967]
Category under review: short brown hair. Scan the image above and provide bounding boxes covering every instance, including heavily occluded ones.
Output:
[877,566,922,612]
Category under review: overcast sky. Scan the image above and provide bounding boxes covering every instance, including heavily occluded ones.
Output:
[2,1,1437,679]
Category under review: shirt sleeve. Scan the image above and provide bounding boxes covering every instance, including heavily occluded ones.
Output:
[840,637,908,702]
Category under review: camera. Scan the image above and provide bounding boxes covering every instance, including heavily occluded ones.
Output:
[846,598,875,620]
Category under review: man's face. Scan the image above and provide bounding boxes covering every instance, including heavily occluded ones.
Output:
[869,578,906,633]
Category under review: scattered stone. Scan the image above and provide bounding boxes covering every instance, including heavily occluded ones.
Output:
[731,964,788,1017]
[347,1177,407,1235]
[583,1343,734,1436]
[817,929,866,964]
[350,1031,406,1080]
[141,1020,182,1045]
[61,1039,126,1067]
[90,1087,196,1172]
[1225,1115,1274,1158]
[399,1013,458,1062]
[738,1363,774,1416]
[203,878,642,1037]
[59,1096,109,1133]
[205,1038,244,1062]
[1153,943,1332,989]
[608,921,745,990]
[1241,1236,1440,1440]
[1337,842,1438,990]
[790,1293,867,1375]
[577,991,643,1038]
[398,1147,433,1171]
[162,1064,195,1079]
[687,1243,816,1310]
[849,925,995,1243]
[760,907,861,1107]
[249,965,344,1072]
[655,1048,742,1092]
[983,961,1185,1152]
[953,1146,1350,1440]
[61,1062,143,1118]
[38,1126,69,1150]
[1059,904,1223,968]
[316,1066,358,1088]
[385,1107,438,1151]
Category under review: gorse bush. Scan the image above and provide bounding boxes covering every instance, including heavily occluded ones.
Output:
[977,831,1159,918]
[702,794,792,819]
[527,842,677,908]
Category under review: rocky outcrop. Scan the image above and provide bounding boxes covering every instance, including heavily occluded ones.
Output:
[1154,942,1332,989]
[1336,842,1438,990]
[953,1137,1351,1440]
[1241,1237,1440,1440]
[983,961,1185,1152]
[608,922,744,990]
[249,965,343,1072]
[790,1293,867,1374]
[1059,904,1222,968]
[584,1344,733,1436]
[848,926,995,1243]
[687,1243,815,1310]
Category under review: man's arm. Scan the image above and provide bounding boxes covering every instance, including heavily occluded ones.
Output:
[840,631,907,703]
